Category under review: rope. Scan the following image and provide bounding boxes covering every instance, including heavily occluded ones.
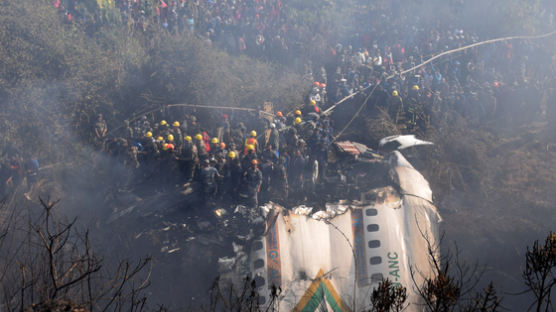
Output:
[397,29,556,77]
[328,29,556,141]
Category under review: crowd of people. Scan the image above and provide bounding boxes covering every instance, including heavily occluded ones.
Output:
[55,0,293,60]
[95,95,330,209]
[44,0,556,210]
[90,8,555,209]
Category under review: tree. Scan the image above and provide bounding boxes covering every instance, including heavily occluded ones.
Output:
[0,197,155,311]
[370,278,408,312]
[523,232,556,312]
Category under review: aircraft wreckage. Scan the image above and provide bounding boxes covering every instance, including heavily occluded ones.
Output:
[217,135,442,311]
[107,135,441,311]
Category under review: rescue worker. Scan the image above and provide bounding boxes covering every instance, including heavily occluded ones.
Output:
[269,157,288,205]
[241,144,257,170]
[388,90,405,125]
[289,110,302,125]
[209,137,220,156]
[267,123,280,152]
[238,159,262,209]
[171,121,183,152]
[199,159,220,205]
[288,149,306,202]
[181,135,198,182]
[195,133,208,160]
[261,144,278,164]
[222,151,242,202]
[244,130,259,154]
[274,111,286,129]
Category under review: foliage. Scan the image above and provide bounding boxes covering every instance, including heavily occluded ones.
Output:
[370,278,408,312]
[523,232,556,312]
[0,0,305,165]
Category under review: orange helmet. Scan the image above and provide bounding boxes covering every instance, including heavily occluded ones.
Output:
[276,111,283,117]
[313,81,320,87]
[220,142,226,149]
[251,159,258,165]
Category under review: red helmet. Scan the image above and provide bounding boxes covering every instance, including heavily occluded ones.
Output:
[313,81,320,87]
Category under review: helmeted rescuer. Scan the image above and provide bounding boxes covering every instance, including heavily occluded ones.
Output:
[195,133,207,157]
[160,120,168,126]
[295,117,302,125]
[295,110,302,116]
[167,134,174,142]
[181,135,197,182]
[173,121,180,127]
[145,131,153,138]
[238,158,262,208]
[392,90,399,97]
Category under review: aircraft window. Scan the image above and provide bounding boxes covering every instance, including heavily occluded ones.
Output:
[365,209,378,216]
[368,240,380,248]
[367,224,379,232]
[370,256,382,265]
[371,273,383,283]
[254,276,266,287]
[254,259,265,269]
[253,241,264,251]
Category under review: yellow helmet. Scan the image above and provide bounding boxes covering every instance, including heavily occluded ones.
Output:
[172,121,180,127]
[392,90,399,97]
[295,110,302,116]
[162,143,169,151]
[195,134,203,141]
[160,120,167,126]
[246,144,255,151]
[250,130,257,137]
[184,135,192,142]
[310,99,316,106]
[228,151,236,159]
[211,137,219,144]
[295,117,302,124]
[167,134,174,142]
[412,85,419,91]
[145,131,153,138]
[156,136,164,142]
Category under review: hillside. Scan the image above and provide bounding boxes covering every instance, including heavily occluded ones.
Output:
[0,0,555,311]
